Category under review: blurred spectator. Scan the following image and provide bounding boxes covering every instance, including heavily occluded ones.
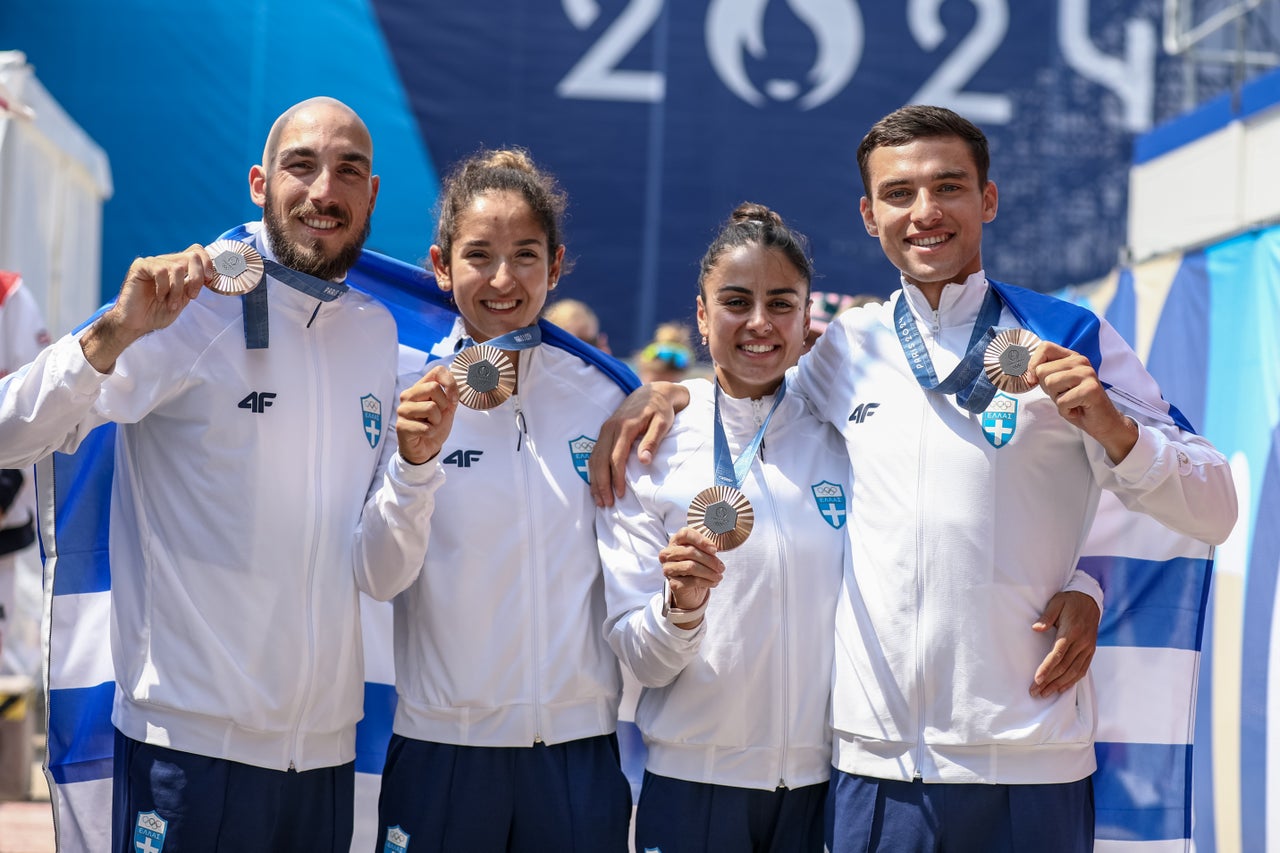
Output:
[636,321,695,383]
[805,291,884,351]
[544,297,610,353]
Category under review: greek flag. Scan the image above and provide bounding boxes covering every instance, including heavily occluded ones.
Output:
[35,234,638,852]
[995,280,1214,852]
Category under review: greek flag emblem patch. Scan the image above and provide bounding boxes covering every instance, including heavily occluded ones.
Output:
[383,825,410,853]
[134,811,168,853]
[569,435,596,484]
[981,393,1019,448]
[811,481,847,529]
[361,394,383,449]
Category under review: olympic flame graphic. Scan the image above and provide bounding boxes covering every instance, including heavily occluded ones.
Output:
[706,0,863,110]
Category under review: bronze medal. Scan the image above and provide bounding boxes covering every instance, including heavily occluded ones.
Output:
[204,240,264,295]
[984,329,1041,394]
[687,485,754,551]
[451,344,516,409]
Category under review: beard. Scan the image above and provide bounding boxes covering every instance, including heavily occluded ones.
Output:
[263,193,371,281]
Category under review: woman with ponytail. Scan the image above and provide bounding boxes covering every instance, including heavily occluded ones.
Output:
[597,203,847,852]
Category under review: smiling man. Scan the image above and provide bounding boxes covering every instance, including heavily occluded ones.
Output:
[256,99,377,282]
[809,104,1237,853]
[0,97,458,851]
[588,104,1237,853]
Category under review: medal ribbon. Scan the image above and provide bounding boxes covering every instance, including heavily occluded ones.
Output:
[457,324,543,353]
[241,256,350,350]
[712,380,786,490]
[893,285,1006,414]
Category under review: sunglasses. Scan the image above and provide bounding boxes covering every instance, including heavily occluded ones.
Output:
[641,342,692,370]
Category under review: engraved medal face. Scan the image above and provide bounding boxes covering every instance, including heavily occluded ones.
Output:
[451,344,516,409]
[687,485,754,551]
[204,240,264,295]
[984,329,1042,394]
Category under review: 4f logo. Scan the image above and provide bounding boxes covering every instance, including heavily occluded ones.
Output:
[443,449,484,468]
[238,391,276,413]
[848,402,879,423]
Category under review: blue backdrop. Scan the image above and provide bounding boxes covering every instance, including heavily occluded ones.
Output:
[0,0,1191,354]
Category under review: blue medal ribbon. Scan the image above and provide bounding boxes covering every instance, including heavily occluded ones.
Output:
[712,380,786,490]
[262,259,349,302]
[207,219,351,350]
[457,324,542,353]
[242,261,350,350]
[893,284,1010,414]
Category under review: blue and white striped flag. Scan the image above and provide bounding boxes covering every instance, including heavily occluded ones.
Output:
[1083,493,1213,852]
[994,279,1215,853]
[35,237,637,851]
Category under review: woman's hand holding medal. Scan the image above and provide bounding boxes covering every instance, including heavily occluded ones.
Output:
[396,364,461,465]
[660,526,725,612]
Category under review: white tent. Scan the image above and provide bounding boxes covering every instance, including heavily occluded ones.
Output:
[0,50,112,337]
[0,51,110,815]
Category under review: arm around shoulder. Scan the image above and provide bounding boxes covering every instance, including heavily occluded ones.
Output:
[588,380,690,506]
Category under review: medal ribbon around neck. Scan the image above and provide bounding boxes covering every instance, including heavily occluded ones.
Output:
[451,324,543,409]
[686,380,786,551]
[204,239,350,350]
[712,380,785,489]
[894,284,1010,414]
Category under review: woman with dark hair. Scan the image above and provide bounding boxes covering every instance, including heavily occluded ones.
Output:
[597,202,847,852]
[370,148,634,852]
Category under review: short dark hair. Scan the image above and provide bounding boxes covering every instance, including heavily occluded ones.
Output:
[856,105,990,196]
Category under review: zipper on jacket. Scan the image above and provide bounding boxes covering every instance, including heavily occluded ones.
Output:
[524,411,545,743]
[911,325,934,779]
[291,320,324,769]
[512,383,545,743]
[514,398,528,452]
[763,464,790,789]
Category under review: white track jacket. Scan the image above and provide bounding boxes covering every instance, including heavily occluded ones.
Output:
[372,332,628,748]
[598,379,847,790]
[0,224,444,771]
[793,274,1236,785]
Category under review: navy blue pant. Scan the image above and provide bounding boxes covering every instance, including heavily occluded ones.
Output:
[376,733,632,852]
[635,771,826,853]
[825,769,1094,853]
[111,729,354,853]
